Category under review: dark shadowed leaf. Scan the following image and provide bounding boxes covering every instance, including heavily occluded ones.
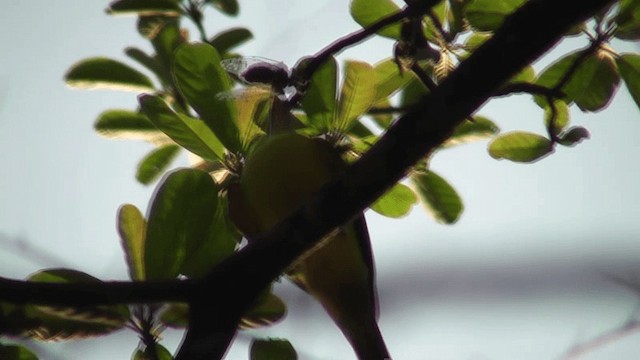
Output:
[160,303,189,328]
[139,95,225,161]
[616,53,640,109]
[173,43,240,152]
[465,0,526,31]
[94,109,166,142]
[240,292,286,329]
[337,61,376,131]
[350,0,401,39]
[144,169,219,280]
[370,183,417,218]
[136,144,181,185]
[118,204,146,281]
[443,116,499,147]
[614,0,640,40]
[250,338,297,360]
[65,57,154,91]
[411,170,463,224]
[558,126,590,147]
[301,57,338,132]
[0,343,38,360]
[107,0,182,16]
[25,269,130,340]
[210,27,253,54]
[206,0,239,16]
[400,76,430,107]
[488,131,553,163]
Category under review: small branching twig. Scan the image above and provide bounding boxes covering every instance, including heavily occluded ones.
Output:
[558,318,640,360]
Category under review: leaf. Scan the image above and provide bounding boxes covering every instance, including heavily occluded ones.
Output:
[557,126,590,147]
[442,116,499,147]
[144,168,220,280]
[209,27,253,54]
[125,47,171,86]
[301,57,338,132]
[465,0,526,31]
[160,303,188,328]
[400,76,430,108]
[336,61,376,131]
[136,144,181,185]
[133,344,174,360]
[250,338,297,360]
[616,53,640,109]
[178,192,239,279]
[94,109,166,142]
[350,0,402,39]
[411,170,464,224]
[142,17,183,70]
[373,58,413,102]
[509,65,536,84]
[107,0,182,16]
[173,43,241,152]
[65,57,154,92]
[0,343,38,360]
[139,95,225,161]
[240,292,286,329]
[488,131,554,163]
[543,99,570,136]
[118,204,147,281]
[370,183,417,218]
[206,0,240,16]
[463,32,492,54]
[536,49,621,112]
[614,0,640,40]
[25,269,130,340]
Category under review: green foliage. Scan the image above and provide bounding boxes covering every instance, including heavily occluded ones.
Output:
[350,0,402,39]
[488,131,554,163]
[465,0,526,31]
[0,343,38,360]
[411,170,464,224]
[371,183,418,218]
[65,57,155,91]
[137,144,182,185]
[250,338,297,360]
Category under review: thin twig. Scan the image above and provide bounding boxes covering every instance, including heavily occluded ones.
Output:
[558,319,640,360]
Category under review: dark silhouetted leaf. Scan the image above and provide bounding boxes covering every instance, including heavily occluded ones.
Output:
[136,144,181,185]
[617,53,640,109]
[488,131,553,163]
[614,0,640,40]
[411,170,463,224]
[144,169,219,280]
[240,292,286,329]
[465,0,526,31]
[125,47,170,86]
[206,0,239,16]
[443,116,499,147]
[370,183,417,218]
[65,57,154,91]
[0,343,38,360]
[210,27,253,54]
[173,43,240,152]
[139,95,225,161]
[107,0,182,16]
[558,126,590,147]
[250,338,297,360]
[160,303,189,328]
[350,0,401,39]
[118,204,146,281]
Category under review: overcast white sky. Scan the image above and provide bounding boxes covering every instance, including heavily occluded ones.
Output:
[1,1,640,359]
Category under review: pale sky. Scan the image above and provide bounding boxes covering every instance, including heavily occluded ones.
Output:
[1,1,640,359]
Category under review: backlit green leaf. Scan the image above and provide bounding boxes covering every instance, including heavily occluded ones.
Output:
[465,0,526,31]
[65,57,154,92]
[173,43,240,152]
[206,0,239,16]
[301,57,338,132]
[350,0,402,39]
[133,344,174,360]
[614,0,640,40]
[543,99,570,136]
[107,0,182,16]
[373,58,413,102]
[210,27,253,54]
[336,61,376,131]
[117,204,146,281]
[139,95,225,161]
[125,47,170,86]
[136,144,181,185]
[443,116,499,147]
[411,170,463,224]
[144,169,219,280]
[488,131,553,163]
[617,53,640,109]
[250,338,297,360]
[370,183,417,218]
[240,292,286,329]
[94,109,166,142]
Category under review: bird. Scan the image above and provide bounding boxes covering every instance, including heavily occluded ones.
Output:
[227,132,390,359]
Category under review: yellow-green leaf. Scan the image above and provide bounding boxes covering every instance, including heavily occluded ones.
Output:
[488,131,553,163]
